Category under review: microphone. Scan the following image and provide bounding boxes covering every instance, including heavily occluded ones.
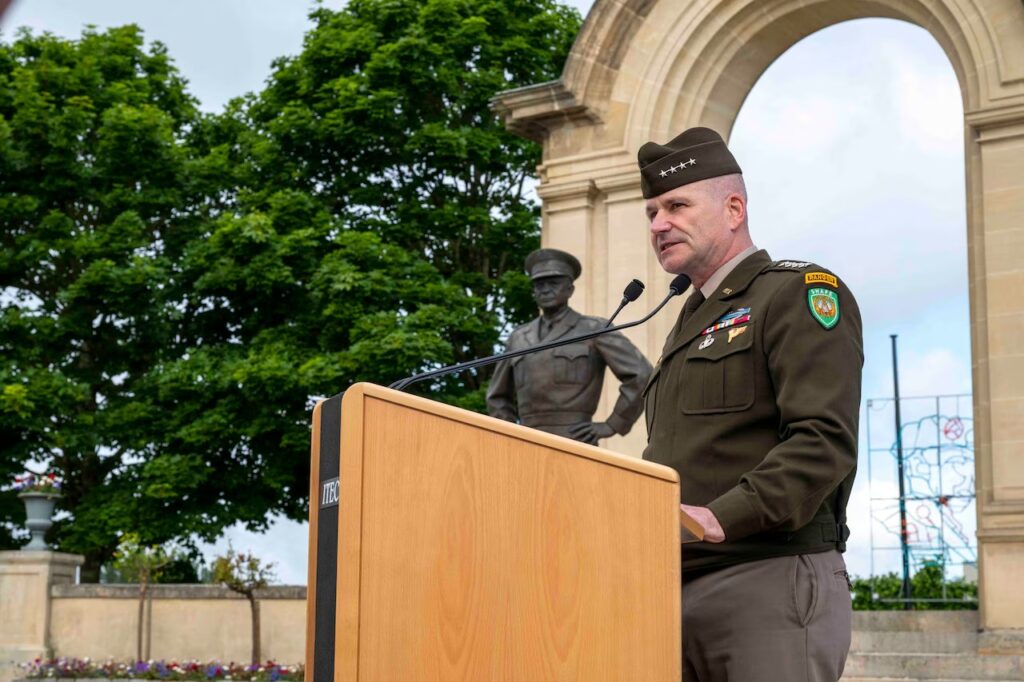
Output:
[604,278,645,328]
[668,273,692,295]
[389,273,692,392]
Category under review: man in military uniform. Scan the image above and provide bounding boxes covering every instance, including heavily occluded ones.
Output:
[486,248,652,444]
[638,127,863,681]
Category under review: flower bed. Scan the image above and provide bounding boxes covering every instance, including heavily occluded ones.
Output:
[18,659,303,681]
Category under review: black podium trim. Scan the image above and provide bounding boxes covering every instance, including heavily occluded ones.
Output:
[313,393,341,682]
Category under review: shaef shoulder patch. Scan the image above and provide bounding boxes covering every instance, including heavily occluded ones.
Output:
[808,287,840,329]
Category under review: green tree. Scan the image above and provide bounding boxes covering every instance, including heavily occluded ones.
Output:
[212,547,276,665]
[0,25,214,575]
[851,562,978,610]
[236,0,582,400]
[139,1,581,538]
[110,534,175,661]
[1,0,581,576]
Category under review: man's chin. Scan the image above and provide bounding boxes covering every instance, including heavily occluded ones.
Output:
[657,251,691,275]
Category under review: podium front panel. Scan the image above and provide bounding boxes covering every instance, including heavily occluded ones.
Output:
[307,384,681,681]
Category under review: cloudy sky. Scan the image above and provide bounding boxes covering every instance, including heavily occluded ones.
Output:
[1,1,972,584]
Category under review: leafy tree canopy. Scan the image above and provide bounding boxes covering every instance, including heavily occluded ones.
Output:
[1,1,582,579]
[0,24,210,575]
[229,0,582,398]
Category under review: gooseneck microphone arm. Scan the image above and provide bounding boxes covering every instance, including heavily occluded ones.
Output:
[604,279,645,329]
[388,274,691,392]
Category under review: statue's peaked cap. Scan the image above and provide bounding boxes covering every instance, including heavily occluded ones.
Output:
[525,248,582,281]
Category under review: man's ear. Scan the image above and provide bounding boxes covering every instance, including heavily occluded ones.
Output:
[726,193,747,230]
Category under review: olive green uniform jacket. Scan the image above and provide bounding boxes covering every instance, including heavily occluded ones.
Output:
[487,308,652,438]
[643,250,863,577]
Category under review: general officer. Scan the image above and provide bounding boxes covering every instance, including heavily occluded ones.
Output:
[486,248,652,444]
[638,127,863,681]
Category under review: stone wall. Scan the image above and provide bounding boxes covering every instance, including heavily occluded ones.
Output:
[48,584,306,664]
[0,552,305,682]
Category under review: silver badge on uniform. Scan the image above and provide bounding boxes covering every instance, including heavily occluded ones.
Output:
[699,335,715,350]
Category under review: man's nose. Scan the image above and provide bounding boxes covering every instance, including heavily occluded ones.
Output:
[649,211,671,234]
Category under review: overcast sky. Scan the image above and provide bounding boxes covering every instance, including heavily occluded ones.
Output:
[2,1,971,584]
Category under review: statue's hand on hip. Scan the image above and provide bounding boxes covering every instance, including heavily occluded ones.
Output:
[568,420,615,444]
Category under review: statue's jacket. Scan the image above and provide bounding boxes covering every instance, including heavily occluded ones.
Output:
[643,250,863,577]
[486,308,652,437]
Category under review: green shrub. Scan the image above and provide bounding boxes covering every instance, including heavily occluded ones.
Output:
[851,563,977,610]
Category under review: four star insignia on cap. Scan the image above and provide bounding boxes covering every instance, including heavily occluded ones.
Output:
[659,158,697,178]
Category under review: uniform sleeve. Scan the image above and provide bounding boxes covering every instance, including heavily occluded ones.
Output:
[485,355,519,423]
[707,272,863,541]
[594,329,654,435]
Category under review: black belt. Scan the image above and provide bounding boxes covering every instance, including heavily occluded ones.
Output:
[762,516,850,553]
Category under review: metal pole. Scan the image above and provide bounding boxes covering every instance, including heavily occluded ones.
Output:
[936,396,947,601]
[891,334,912,609]
[867,400,877,601]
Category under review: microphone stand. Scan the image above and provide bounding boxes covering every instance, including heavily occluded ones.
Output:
[389,275,690,392]
[604,279,645,329]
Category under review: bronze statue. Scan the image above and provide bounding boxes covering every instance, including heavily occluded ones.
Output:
[486,248,652,444]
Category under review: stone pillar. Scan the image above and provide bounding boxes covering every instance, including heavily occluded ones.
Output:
[968,110,1024,632]
[537,179,600,314]
[536,173,672,456]
[593,173,684,457]
[0,551,84,682]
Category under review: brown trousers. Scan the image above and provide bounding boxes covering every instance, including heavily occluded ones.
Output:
[683,550,852,682]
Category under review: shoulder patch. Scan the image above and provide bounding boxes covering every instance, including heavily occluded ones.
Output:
[808,287,840,329]
[805,271,838,288]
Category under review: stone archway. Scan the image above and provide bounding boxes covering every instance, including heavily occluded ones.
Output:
[493,0,1024,633]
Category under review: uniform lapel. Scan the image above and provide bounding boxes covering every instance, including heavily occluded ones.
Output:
[521,317,543,347]
[662,250,772,361]
[542,308,582,344]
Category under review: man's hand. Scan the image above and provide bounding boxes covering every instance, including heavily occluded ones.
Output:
[568,420,616,444]
[681,504,726,543]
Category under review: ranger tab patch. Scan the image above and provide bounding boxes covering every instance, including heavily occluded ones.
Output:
[808,287,840,329]
[805,272,838,288]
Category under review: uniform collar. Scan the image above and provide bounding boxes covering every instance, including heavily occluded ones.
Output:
[706,248,772,301]
[662,249,772,361]
[541,306,571,330]
[529,307,581,345]
[700,245,759,299]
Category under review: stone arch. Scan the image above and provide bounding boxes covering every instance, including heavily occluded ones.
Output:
[493,0,1024,633]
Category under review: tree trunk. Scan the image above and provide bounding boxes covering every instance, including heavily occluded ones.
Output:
[145,588,153,660]
[249,594,261,666]
[137,581,148,662]
[80,554,103,583]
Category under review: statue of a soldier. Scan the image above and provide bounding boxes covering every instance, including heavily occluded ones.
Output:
[486,248,653,444]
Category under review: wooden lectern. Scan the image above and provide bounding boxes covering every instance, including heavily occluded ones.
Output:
[307,383,686,681]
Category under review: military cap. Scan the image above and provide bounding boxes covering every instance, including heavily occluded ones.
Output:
[637,127,742,199]
[524,248,582,281]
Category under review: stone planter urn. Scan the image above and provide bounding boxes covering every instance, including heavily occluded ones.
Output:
[18,491,61,550]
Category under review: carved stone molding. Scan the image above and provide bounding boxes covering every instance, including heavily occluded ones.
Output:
[490,80,600,143]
